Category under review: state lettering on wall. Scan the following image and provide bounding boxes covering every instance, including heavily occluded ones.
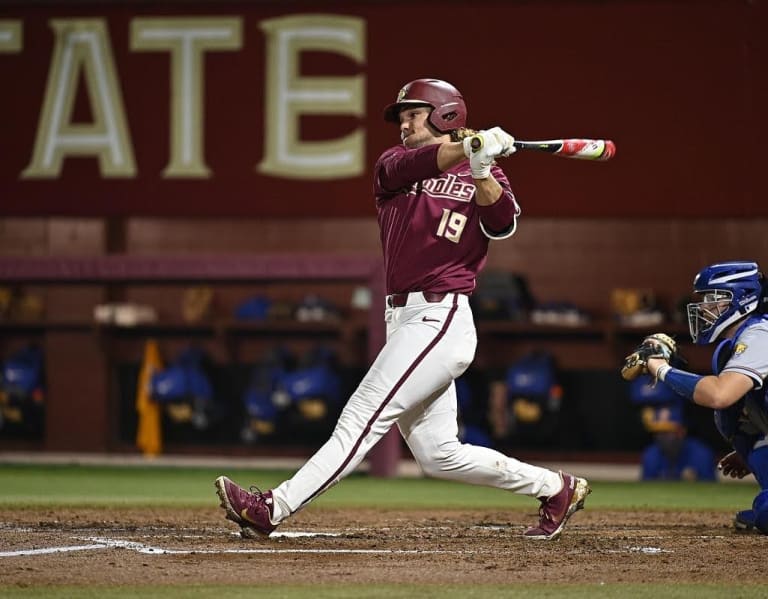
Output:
[0,2,763,218]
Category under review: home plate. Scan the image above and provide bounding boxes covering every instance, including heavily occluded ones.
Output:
[269,530,341,539]
[250,531,341,538]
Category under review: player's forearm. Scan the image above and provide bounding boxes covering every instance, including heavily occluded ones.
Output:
[689,372,754,409]
[473,176,504,206]
[649,358,750,409]
[436,141,468,171]
[476,186,519,236]
[378,145,444,190]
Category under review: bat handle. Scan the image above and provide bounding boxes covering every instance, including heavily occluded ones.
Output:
[469,134,516,155]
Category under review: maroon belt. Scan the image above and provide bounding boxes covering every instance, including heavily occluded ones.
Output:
[387,292,448,308]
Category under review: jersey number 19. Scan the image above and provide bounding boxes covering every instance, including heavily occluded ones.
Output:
[436,209,467,244]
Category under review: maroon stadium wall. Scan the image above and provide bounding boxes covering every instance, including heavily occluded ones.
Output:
[0,0,765,218]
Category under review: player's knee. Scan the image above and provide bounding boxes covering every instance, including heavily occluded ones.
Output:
[416,441,462,478]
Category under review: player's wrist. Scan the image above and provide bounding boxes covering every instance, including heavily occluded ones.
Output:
[658,366,702,400]
[655,363,672,381]
[462,136,476,159]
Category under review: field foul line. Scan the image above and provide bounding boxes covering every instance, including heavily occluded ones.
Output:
[0,544,109,557]
[0,527,677,558]
[0,534,467,557]
[0,535,674,558]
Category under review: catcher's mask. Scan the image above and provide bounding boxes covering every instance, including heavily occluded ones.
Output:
[687,261,764,345]
[383,78,466,133]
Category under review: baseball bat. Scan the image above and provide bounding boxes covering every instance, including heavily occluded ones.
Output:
[470,136,616,161]
[514,138,616,161]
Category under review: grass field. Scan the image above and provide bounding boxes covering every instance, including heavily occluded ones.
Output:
[0,463,758,509]
[1,464,765,598]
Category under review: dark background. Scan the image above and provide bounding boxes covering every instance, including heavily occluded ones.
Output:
[0,0,765,218]
[0,0,764,461]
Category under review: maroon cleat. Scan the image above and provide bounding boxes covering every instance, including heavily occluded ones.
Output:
[523,471,591,541]
[214,475,277,539]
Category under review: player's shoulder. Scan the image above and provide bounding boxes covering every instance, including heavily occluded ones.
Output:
[739,317,768,340]
[747,316,768,331]
[375,144,406,165]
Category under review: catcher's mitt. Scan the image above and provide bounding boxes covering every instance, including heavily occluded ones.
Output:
[620,333,677,381]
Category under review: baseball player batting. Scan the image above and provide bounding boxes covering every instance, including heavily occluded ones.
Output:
[215,78,591,541]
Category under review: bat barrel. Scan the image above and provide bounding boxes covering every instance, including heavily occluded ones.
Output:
[515,138,616,161]
[601,140,616,160]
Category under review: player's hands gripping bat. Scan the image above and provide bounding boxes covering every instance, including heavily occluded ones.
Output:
[621,333,677,381]
[461,127,516,157]
[462,127,516,178]
[456,127,615,161]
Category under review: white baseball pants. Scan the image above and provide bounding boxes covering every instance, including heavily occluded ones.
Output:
[270,292,562,522]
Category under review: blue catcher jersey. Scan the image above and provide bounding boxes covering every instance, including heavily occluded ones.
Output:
[713,315,768,441]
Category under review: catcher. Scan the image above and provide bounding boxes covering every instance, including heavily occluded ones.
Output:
[621,261,768,532]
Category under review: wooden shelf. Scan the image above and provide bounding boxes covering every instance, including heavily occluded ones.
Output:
[476,318,692,341]
[1,316,691,347]
[0,320,92,332]
[0,253,708,455]
[1,317,366,336]
[0,254,382,283]
[476,320,607,338]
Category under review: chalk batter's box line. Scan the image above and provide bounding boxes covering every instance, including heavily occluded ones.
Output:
[0,527,679,558]
[1,535,468,557]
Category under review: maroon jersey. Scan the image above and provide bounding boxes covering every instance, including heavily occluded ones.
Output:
[373,144,520,295]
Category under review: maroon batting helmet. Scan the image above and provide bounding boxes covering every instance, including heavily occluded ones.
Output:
[383,78,467,133]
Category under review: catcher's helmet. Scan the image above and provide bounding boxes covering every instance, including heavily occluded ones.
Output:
[687,261,764,345]
[383,78,466,133]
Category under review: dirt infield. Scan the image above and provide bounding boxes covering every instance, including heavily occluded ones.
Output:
[1,506,764,586]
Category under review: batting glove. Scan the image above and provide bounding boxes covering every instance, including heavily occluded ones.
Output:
[469,146,494,179]
[462,128,516,160]
[485,127,517,157]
